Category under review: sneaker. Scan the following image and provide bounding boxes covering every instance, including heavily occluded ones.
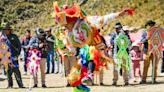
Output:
[124,82,129,86]
[138,78,141,82]
[100,83,104,86]
[19,86,25,88]
[112,82,117,86]
[42,84,47,88]
[33,84,38,88]
[140,80,146,84]
[55,71,59,74]
[51,71,54,73]
[46,72,49,74]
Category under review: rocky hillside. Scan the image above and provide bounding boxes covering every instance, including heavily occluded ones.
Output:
[0,0,164,35]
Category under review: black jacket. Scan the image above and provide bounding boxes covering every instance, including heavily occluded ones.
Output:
[7,33,21,57]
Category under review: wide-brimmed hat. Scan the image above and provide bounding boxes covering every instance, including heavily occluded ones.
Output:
[3,23,12,30]
[145,20,156,27]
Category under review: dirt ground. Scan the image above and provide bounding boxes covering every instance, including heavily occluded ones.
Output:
[0,61,164,92]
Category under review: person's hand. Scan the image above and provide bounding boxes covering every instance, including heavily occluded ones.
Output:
[25,46,30,49]
[9,63,15,68]
[119,8,134,16]
[39,43,44,48]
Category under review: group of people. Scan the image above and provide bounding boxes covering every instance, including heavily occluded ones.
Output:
[110,20,164,86]
[0,19,164,89]
[0,24,59,88]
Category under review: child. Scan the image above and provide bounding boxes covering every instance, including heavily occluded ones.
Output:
[130,42,142,82]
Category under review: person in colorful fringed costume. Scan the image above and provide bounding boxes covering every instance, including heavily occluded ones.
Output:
[56,27,77,87]
[141,20,164,84]
[112,22,131,86]
[110,22,131,86]
[0,30,11,77]
[54,27,67,74]
[52,1,134,91]
[2,23,25,88]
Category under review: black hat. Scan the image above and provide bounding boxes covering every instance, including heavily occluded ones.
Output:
[3,23,12,30]
[145,20,156,27]
[115,22,122,29]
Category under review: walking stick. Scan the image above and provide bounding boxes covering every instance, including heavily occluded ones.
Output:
[152,53,155,84]
[27,74,32,92]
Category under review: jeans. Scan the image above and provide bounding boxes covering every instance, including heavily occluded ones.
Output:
[46,51,54,73]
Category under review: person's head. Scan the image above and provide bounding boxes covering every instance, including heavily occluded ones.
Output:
[45,28,52,36]
[132,42,140,51]
[132,46,140,51]
[115,22,122,33]
[61,27,66,34]
[145,20,156,28]
[25,29,31,38]
[3,23,12,36]
[35,28,45,40]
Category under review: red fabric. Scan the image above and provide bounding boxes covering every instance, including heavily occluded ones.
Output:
[66,17,78,24]
[71,67,88,86]
[93,50,103,71]
[64,5,77,16]
[55,5,60,12]
[127,9,135,15]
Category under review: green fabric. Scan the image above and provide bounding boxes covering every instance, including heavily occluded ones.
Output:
[54,29,65,50]
[72,87,89,92]
[56,39,65,50]
[115,32,131,71]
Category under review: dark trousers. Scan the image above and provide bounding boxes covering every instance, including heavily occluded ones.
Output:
[7,65,24,87]
[88,60,95,73]
[161,51,164,73]
[24,51,28,72]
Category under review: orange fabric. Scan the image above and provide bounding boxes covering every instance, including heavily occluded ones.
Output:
[147,26,160,53]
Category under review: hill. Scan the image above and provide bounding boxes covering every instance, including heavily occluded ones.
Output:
[0,0,164,35]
